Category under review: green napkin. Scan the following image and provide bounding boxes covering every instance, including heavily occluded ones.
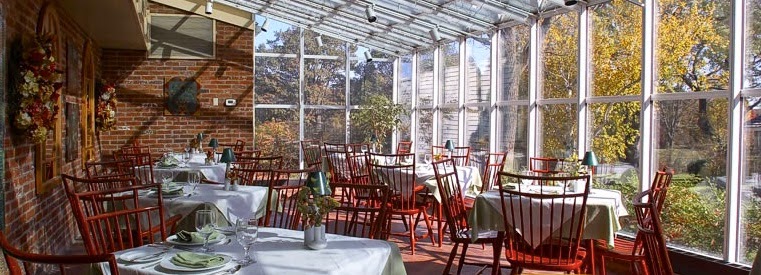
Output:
[176,230,221,243]
[170,252,225,268]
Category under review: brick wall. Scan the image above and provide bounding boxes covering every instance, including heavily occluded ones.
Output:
[99,2,254,156]
[2,0,102,256]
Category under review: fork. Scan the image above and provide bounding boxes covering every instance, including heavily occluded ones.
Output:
[213,264,242,275]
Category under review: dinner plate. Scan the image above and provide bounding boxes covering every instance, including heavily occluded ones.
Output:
[216,226,237,235]
[158,254,231,272]
[165,233,226,246]
[145,191,183,198]
[119,249,167,263]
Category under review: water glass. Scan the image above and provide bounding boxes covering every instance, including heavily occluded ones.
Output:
[361,145,368,154]
[188,171,200,194]
[195,210,216,252]
[235,219,258,265]
[160,171,173,185]
[423,154,432,165]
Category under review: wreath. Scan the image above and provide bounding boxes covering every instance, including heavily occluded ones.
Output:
[13,35,63,143]
[96,82,117,131]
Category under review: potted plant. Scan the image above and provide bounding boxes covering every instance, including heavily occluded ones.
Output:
[351,94,408,153]
[296,172,339,250]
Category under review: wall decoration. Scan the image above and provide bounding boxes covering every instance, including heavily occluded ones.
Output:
[66,41,81,95]
[164,76,201,116]
[65,102,79,162]
[96,82,117,131]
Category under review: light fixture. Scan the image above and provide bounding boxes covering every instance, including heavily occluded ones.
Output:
[564,0,578,5]
[364,51,373,62]
[205,0,213,14]
[261,17,270,32]
[429,25,441,42]
[316,34,323,47]
[365,4,377,23]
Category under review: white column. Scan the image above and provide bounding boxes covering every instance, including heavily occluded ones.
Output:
[639,0,655,190]
[577,6,589,157]
[527,18,539,161]
[432,47,441,148]
[410,52,419,155]
[344,43,351,143]
[298,28,306,169]
[458,37,466,146]
[724,0,744,263]
[391,57,400,154]
[490,31,499,155]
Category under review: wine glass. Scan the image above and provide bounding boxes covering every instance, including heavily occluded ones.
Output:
[423,154,432,165]
[235,219,258,265]
[195,210,216,252]
[360,145,368,154]
[160,171,173,185]
[520,169,533,185]
[188,171,200,195]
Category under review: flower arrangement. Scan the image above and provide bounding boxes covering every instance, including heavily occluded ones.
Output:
[561,153,587,176]
[296,187,339,228]
[13,35,63,143]
[96,83,117,131]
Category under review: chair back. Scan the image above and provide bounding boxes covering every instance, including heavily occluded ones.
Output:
[235,155,283,170]
[481,152,507,192]
[431,159,471,241]
[264,169,309,229]
[633,190,674,275]
[529,157,563,174]
[324,143,352,184]
[233,166,273,187]
[347,152,371,184]
[116,152,156,185]
[368,153,418,211]
[85,159,136,180]
[63,175,169,255]
[220,140,246,152]
[432,145,470,166]
[326,183,390,240]
[496,171,590,269]
[396,141,413,154]
[120,145,150,155]
[0,232,119,275]
[236,150,261,158]
[651,169,674,213]
[301,140,322,169]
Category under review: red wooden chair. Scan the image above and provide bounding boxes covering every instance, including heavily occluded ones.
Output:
[262,169,309,229]
[528,157,564,175]
[63,176,178,255]
[481,152,507,193]
[324,143,353,184]
[301,140,323,169]
[432,145,471,166]
[633,190,673,275]
[0,231,119,275]
[84,159,136,180]
[233,166,274,187]
[594,169,674,275]
[432,159,504,275]
[220,139,246,152]
[396,141,413,154]
[497,171,591,274]
[368,152,435,254]
[236,150,261,158]
[116,152,157,185]
[326,183,390,240]
[234,155,283,170]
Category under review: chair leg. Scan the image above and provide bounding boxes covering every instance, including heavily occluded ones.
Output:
[409,214,416,255]
[421,210,436,245]
[599,255,607,275]
[443,242,460,275]
[491,233,504,275]
[457,243,469,275]
[402,214,409,231]
[437,203,443,247]
[587,240,596,275]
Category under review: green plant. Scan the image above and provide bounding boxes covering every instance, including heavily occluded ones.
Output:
[350,94,408,151]
[296,187,339,228]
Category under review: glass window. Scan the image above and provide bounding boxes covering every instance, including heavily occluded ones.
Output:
[656,0,730,93]
[746,0,761,89]
[654,98,728,258]
[304,109,346,143]
[466,34,491,103]
[416,109,434,160]
[418,50,435,106]
[304,30,346,56]
[498,105,528,171]
[537,103,578,157]
[540,12,578,99]
[255,56,299,104]
[350,60,393,105]
[304,59,345,105]
[590,0,642,97]
[589,101,641,232]
[398,55,413,143]
[499,25,530,101]
[254,17,298,54]
[254,108,299,166]
[440,41,459,104]
[465,106,490,154]
[439,108,459,146]
[741,97,761,264]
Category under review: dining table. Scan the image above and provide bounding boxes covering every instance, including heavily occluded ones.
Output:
[113,227,407,275]
[139,183,271,231]
[373,164,483,202]
[468,185,628,247]
[153,153,227,183]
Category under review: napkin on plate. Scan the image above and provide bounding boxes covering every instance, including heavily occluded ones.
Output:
[170,252,225,268]
[176,230,221,243]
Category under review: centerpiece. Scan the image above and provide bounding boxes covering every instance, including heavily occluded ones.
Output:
[95,83,117,131]
[296,171,338,250]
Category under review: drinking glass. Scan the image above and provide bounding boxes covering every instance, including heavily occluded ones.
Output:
[195,210,216,252]
[520,169,533,185]
[160,171,173,185]
[187,171,200,195]
[360,145,368,154]
[235,219,258,265]
[423,154,432,165]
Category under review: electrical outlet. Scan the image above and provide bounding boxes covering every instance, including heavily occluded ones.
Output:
[213,98,219,106]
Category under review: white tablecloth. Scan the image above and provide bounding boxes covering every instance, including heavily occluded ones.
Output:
[139,184,269,226]
[113,227,407,275]
[374,165,482,202]
[153,154,227,182]
[469,187,628,247]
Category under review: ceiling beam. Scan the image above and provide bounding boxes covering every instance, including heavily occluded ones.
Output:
[152,0,256,30]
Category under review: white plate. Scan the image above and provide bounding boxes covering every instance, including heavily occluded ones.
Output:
[145,191,183,198]
[119,249,166,263]
[159,254,231,272]
[216,226,236,235]
[165,233,226,246]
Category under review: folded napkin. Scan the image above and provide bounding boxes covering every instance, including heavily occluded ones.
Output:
[176,230,221,243]
[170,252,225,268]
[151,183,182,194]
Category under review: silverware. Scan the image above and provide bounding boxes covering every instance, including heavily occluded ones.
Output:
[213,264,242,275]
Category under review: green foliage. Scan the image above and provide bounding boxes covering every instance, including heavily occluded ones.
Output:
[350,94,408,151]
[660,177,725,256]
